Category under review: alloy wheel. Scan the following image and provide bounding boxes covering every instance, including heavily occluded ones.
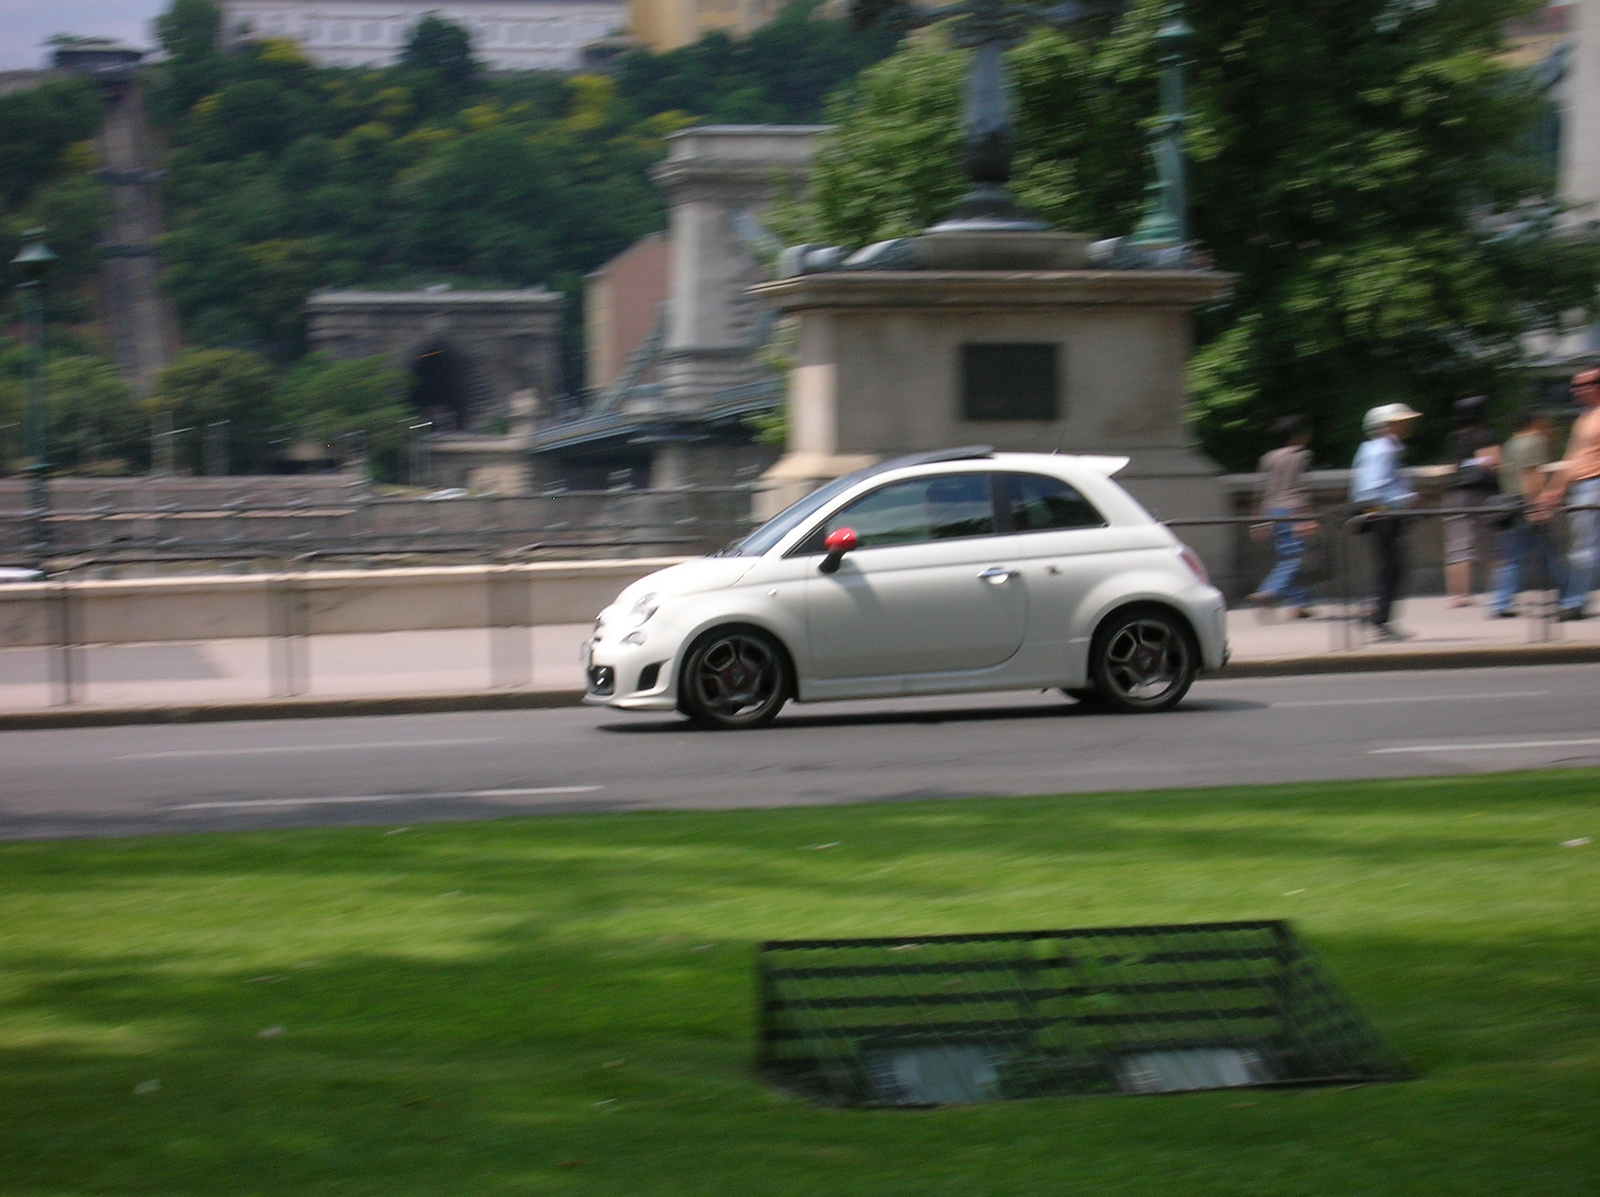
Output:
[682,629,788,729]
[1093,611,1195,713]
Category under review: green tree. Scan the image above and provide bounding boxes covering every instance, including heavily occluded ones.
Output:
[0,79,103,208]
[42,356,147,473]
[615,0,902,125]
[400,15,482,113]
[147,347,278,473]
[274,353,412,480]
[153,0,225,117]
[793,0,1600,469]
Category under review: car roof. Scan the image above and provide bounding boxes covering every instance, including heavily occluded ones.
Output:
[849,448,1129,485]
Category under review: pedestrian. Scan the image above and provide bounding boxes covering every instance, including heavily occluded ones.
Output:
[1489,405,1564,617]
[1443,395,1501,607]
[1249,415,1316,618]
[1535,367,1600,620]
[1350,402,1421,641]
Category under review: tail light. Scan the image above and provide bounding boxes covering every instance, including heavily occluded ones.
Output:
[1177,544,1210,586]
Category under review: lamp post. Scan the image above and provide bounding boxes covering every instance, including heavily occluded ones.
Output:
[10,229,58,565]
[1127,2,1194,250]
[851,0,1123,231]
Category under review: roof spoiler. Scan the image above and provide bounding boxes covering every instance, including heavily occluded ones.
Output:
[1076,455,1130,477]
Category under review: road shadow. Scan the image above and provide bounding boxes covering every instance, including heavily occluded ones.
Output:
[599,695,1267,734]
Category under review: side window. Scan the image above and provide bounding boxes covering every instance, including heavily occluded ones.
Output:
[822,473,997,549]
[1003,473,1105,532]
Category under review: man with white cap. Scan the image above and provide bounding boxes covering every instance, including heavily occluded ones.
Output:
[1350,402,1421,640]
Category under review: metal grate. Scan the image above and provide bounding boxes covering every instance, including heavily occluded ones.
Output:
[755,921,1409,1106]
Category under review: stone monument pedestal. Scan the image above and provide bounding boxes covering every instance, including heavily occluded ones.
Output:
[749,265,1233,569]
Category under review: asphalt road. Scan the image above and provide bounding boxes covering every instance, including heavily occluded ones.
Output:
[5,663,1600,839]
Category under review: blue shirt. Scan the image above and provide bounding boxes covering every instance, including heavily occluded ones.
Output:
[1350,435,1415,510]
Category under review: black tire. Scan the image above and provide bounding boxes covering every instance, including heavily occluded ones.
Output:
[678,627,790,730]
[1063,687,1103,706]
[1089,607,1197,714]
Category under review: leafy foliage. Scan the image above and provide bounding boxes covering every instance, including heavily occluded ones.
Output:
[146,0,897,369]
[615,0,902,125]
[274,353,413,480]
[796,0,1600,469]
[0,79,103,209]
[146,348,279,474]
[0,342,148,474]
[0,79,108,327]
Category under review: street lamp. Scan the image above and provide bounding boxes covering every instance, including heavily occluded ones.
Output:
[10,229,58,565]
[1127,3,1194,251]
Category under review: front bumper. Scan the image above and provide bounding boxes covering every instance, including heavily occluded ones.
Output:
[582,635,679,711]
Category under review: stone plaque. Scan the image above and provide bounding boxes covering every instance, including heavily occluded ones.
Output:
[960,343,1060,422]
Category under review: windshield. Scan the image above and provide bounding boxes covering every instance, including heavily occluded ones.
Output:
[720,469,872,557]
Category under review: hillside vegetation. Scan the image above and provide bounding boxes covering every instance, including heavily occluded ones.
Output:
[0,0,894,477]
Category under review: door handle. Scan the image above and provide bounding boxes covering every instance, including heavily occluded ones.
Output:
[978,567,1015,584]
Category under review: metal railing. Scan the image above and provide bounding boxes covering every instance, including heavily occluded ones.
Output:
[0,486,764,569]
[1169,502,1576,650]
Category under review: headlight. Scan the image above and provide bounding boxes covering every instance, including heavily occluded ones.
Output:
[628,592,661,627]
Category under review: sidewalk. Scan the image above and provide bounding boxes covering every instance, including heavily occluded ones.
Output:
[2,595,1598,727]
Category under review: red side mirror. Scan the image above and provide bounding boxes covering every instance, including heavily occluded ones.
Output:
[824,527,858,554]
[819,526,857,574]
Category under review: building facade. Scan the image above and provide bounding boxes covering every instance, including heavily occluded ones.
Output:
[585,232,668,395]
[626,0,783,52]
[220,1,626,71]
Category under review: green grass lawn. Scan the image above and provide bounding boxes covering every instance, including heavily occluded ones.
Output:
[2,771,1598,1197]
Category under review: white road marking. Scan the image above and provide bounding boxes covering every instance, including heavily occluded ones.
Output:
[1274,691,1546,709]
[168,786,602,810]
[121,738,499,760]
[1371,736,1600,756]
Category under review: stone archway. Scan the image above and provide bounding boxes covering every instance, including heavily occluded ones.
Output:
[409,340,475,432]
[305,289,566,430]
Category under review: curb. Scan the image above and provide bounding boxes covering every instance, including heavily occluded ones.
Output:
[1219,642,1600,677]
[0,689,589,731]
[4,644,1600,730]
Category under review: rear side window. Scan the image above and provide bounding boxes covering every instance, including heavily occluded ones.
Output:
[1001,472,1105,531]
[813,473,997,550]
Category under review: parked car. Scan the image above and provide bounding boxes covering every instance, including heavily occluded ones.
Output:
[584,447,1228,729]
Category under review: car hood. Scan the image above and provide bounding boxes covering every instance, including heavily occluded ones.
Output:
[611,557,758,608]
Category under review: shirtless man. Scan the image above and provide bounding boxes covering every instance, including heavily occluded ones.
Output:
[1536,367,1600,620]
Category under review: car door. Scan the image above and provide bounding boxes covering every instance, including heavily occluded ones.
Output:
[802,472,1027,679]
[995,471,1139,658]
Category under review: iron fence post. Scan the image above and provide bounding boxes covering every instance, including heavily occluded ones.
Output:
[268,563,308,698]
[488,567,533,689]
[49,575,78,706]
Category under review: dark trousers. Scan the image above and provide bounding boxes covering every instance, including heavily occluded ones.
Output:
[1369,515,1407,628]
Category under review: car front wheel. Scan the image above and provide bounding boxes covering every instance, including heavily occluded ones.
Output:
[1089,608,1196,714]
[679,627,790,729]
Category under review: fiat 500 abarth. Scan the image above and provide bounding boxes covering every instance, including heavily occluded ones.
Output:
[584,447,1228,729]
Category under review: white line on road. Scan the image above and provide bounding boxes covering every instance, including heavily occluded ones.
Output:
[168,786,603,810]
[1274,691,1547,709]
[121,738,500,760]
[1371,736,1600,756]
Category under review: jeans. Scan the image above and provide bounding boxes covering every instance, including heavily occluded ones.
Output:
[1368,514,1406,629]
[1257,507,1311,607]
[1561,477,1600,613]
[1491,517,1564,613]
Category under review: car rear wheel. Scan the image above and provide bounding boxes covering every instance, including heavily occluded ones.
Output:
[679,627,790,730]
[1089,608,1196,714]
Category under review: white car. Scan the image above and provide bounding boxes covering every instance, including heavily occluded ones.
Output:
[585,448,1228,729]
